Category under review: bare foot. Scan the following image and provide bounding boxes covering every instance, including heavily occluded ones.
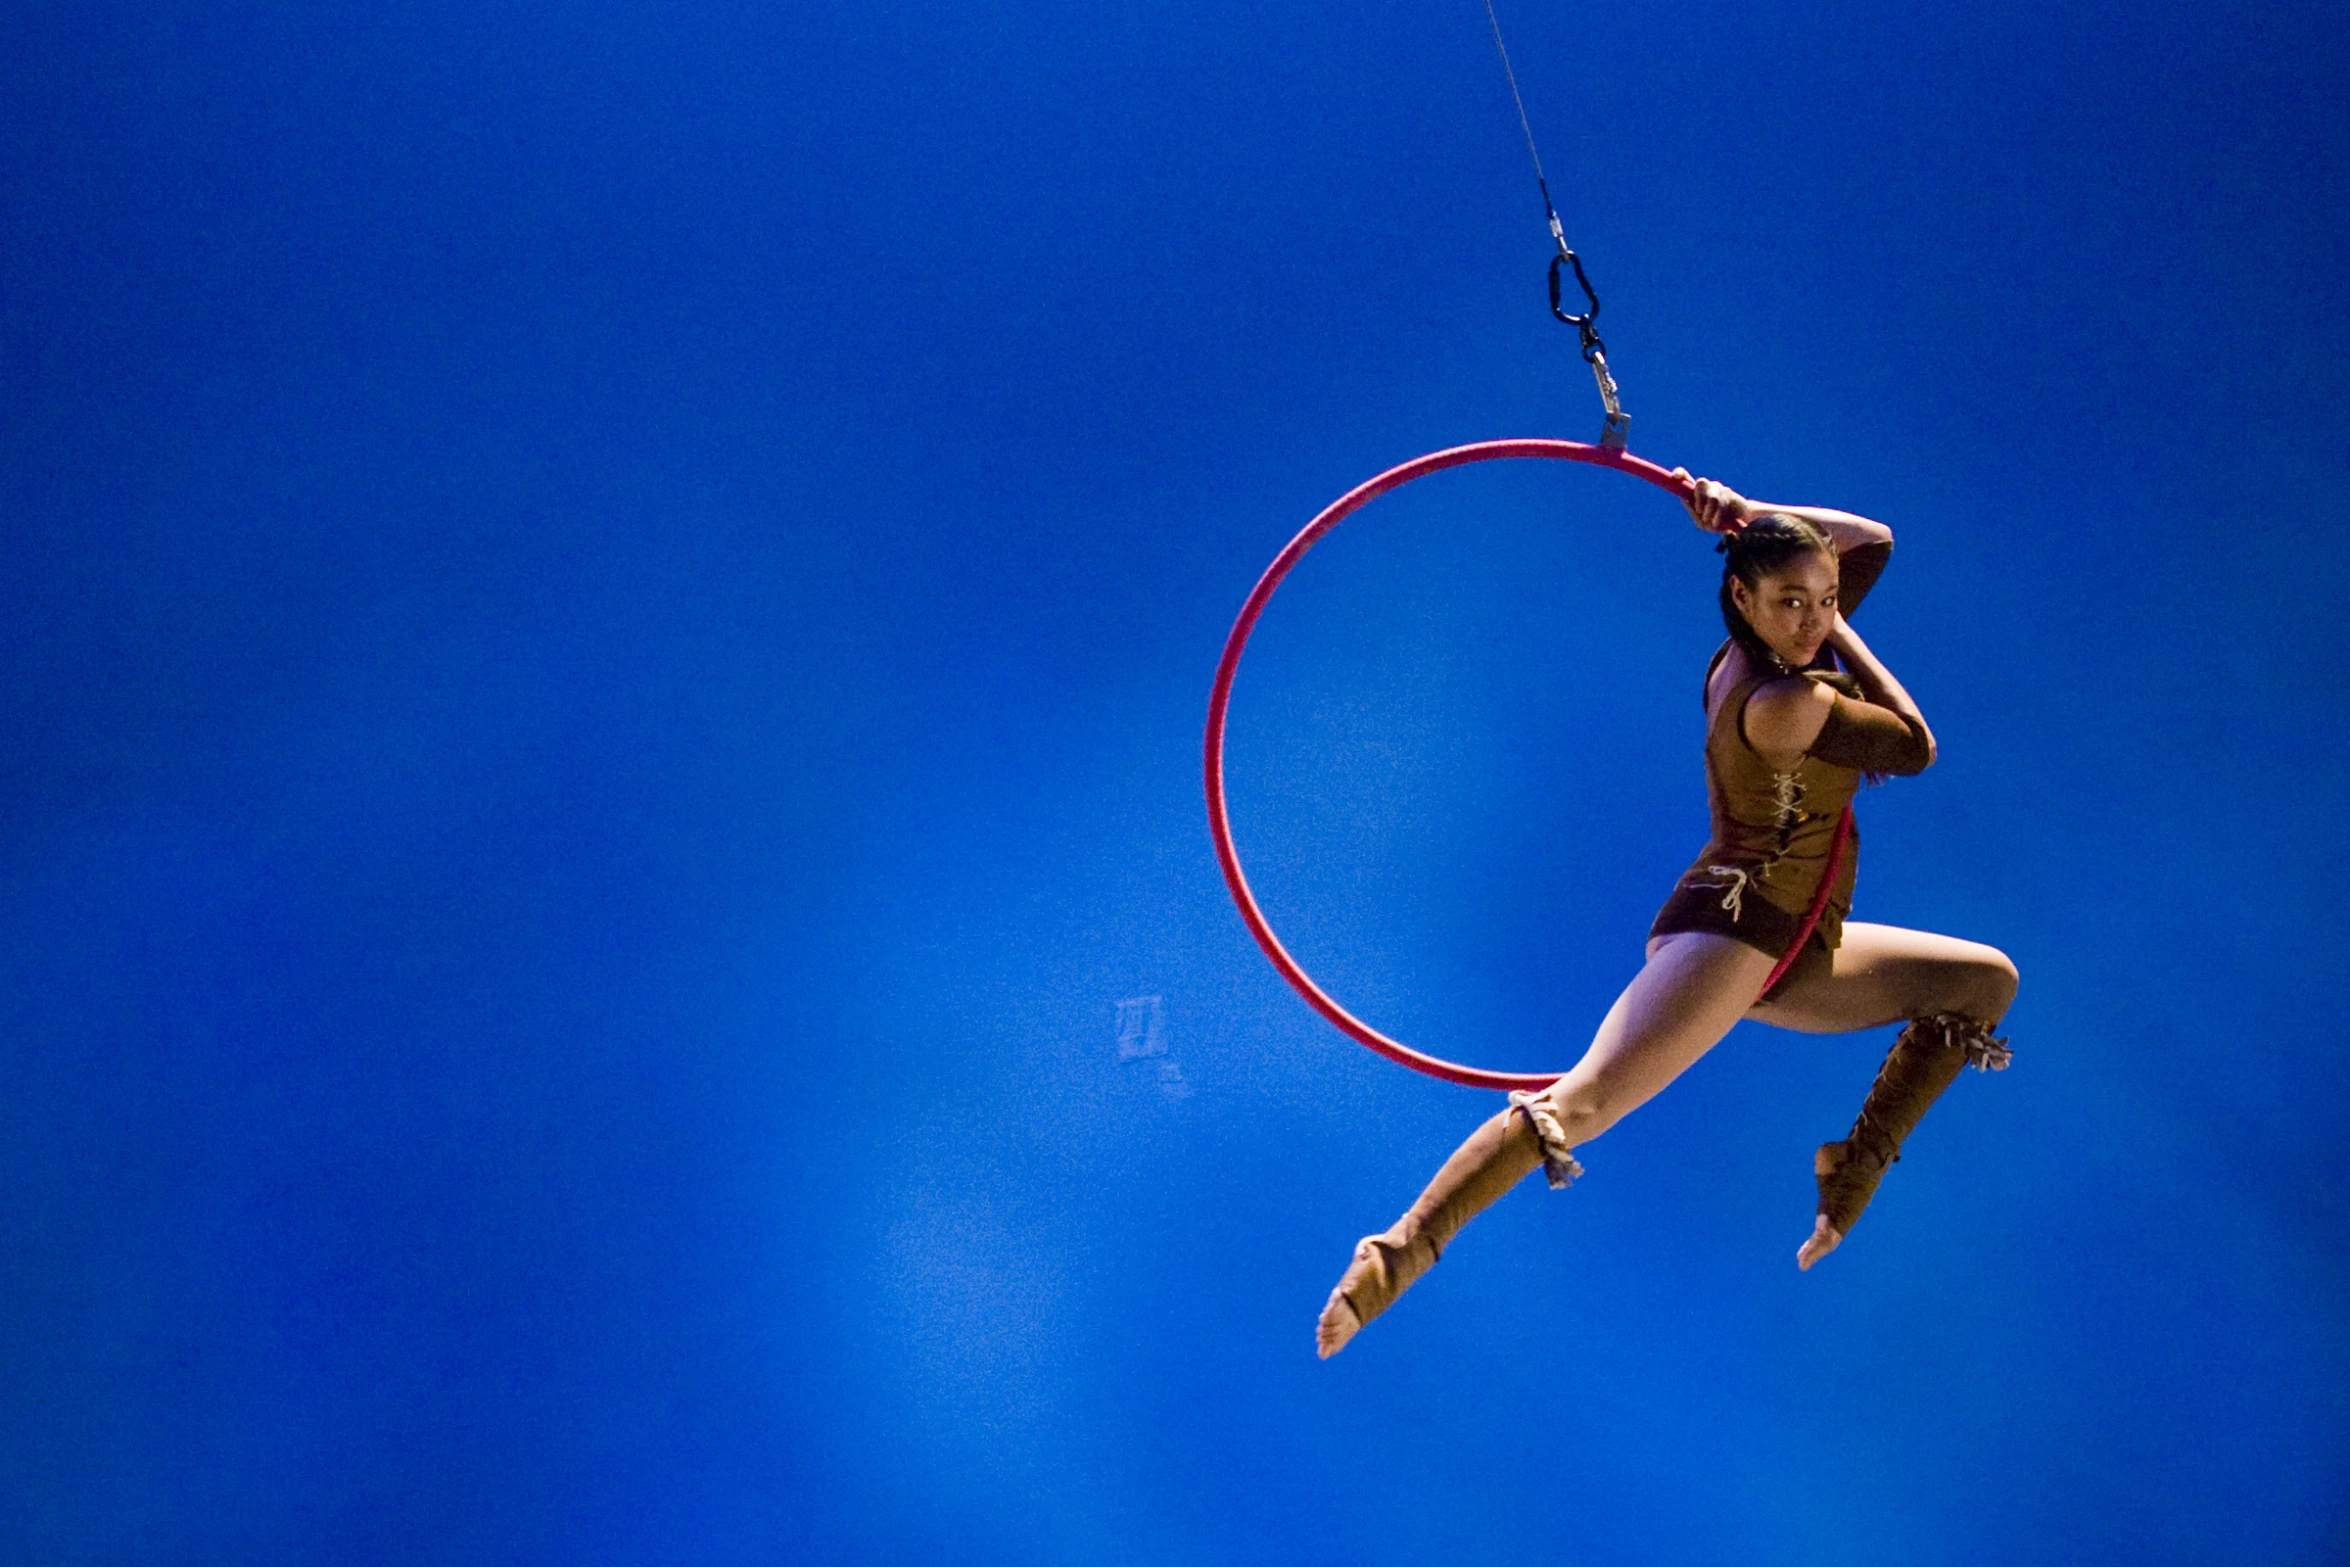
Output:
[1315,1291,1363,1359]
[1315,1230,1434,1358]
[1796,1215,1843,1271]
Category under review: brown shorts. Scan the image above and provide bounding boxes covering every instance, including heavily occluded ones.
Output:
[1649,878,1834,1003]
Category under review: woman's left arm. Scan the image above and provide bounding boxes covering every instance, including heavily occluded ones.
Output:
[1813,616,1936,774]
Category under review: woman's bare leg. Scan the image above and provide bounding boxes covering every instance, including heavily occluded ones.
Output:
[1749,923,2019,1267]
[1746,921,2018,1036]
[1533,931,1783,1144]
[1316,932,1775,1356]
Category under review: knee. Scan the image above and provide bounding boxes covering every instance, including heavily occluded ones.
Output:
[1542,1079,1621,1144]
[1957,948,2019,1024]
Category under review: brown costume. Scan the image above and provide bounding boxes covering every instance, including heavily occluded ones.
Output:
[1648,668,1867,994]
[1649,537,1927,996]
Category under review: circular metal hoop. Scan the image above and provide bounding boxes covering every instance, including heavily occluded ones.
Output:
[1204,439,1696,1092]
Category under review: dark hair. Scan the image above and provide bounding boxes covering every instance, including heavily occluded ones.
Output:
[1718,511,1838,673]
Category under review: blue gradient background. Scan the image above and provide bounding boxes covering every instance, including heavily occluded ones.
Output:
[4,1,2345,1561]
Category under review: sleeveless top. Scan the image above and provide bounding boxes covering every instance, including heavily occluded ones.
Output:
[1664,667,1863,952]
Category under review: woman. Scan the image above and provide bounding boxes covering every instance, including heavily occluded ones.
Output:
[1316,474,2018,1358]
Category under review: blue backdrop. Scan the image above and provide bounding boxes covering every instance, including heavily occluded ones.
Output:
[3,1,2344,1561]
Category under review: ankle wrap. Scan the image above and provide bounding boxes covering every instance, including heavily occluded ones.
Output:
[1507,1090,1585,1189]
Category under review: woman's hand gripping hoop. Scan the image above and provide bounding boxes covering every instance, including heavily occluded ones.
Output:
[1205,440,1853,1093]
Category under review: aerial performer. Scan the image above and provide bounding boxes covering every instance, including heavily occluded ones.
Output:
[1200,1,2019,1360]
[1309,481,2017,1356]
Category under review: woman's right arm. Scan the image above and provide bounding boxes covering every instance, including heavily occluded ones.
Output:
[1677,475,1897,617]
[1759,505,1893,618]
[1813,617,1936,774]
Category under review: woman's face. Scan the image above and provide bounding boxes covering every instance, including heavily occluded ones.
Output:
[1731,549,1839,667]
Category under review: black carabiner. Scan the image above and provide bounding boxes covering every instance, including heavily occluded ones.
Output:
[1547,247,1599,327]
[1547,248,1608,364]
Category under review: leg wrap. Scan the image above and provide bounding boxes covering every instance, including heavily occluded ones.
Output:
[1316,1097,1575,1358]
[1508,1089,1586,1189]
[1815,1012,2010,1240]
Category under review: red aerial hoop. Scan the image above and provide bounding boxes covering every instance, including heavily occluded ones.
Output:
[1204,438,1852,1092]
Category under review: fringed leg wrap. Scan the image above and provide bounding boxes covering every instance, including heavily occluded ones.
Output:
[1903,1009,2013,1073]
[1316,1097,1569,1358]
[1508,1089,1586,1189]
[1815,1012,2011,1242]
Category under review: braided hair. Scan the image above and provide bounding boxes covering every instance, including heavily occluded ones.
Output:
[1717,512,1859,691]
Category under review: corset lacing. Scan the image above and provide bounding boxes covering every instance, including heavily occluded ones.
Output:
[1691,767,1807,916]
